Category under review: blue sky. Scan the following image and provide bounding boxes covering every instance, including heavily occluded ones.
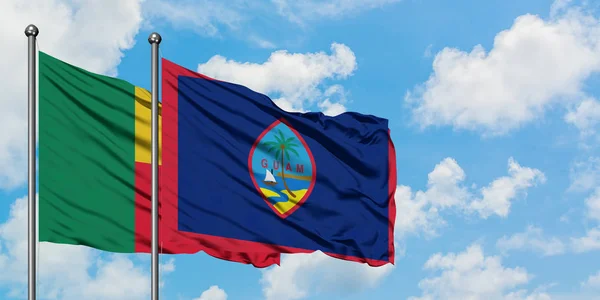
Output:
[1,0,600,299]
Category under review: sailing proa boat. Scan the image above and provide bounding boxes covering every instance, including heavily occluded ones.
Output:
[263,169,277,186]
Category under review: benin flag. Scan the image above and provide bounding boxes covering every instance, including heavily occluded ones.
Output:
[38,51,159,252]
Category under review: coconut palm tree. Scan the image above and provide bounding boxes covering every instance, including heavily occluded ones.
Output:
[264,129,300,198]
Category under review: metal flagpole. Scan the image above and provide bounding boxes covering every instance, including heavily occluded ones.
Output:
[25,24,39,300]
[148,32,162,300]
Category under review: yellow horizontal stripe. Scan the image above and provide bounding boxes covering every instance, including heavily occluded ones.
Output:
[134,86,162,164]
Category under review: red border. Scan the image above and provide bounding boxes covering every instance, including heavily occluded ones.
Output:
[387,129,397,264]
[134,162,152,251]
[136,58,396,268]
[247,118,317,218]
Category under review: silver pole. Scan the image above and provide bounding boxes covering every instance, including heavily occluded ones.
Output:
[148,32,162,300]
[25,24,39,300]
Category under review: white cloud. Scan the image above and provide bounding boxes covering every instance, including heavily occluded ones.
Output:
[405,4,600,136]
[504,289,553,300]
[394,158,467,238]
[424,44,434,58]
[468,158,546,219]
[496,226,566,256]
[394,184,446,239]
[569,157,600,193]
[260,251,393,300]
[272,0,400,24]
[396,157,545,238]
[143,0,244,37]
[570,187,600,253]
[581,270,600,289]
[318,99,347,116]
[571,228,600,253]
[194,285,228,300]
[565,98,600,138]
[160,257,176,273]
[495,184,600,256]
[197,43,357,113]
[317,85,348,116]
[0,195,174,299]
[74,255,150,300]
[585,188,600,222]
[248,35,277,49]
[421,157,470,209]
[550,0,574,17]
[0,0,144,189]
[409,243,547,300]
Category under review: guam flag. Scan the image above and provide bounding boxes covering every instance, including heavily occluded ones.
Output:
[156,59,397,267]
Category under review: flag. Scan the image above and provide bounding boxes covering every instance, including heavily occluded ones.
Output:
[38,51,160,253]
[38,52,279,266]
[159,58,397,267]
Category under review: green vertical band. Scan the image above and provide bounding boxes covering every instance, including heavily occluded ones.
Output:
[38,52,137,253]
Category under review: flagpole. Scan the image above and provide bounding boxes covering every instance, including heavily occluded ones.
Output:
[24,24,39,300]
[148,32,162,300]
